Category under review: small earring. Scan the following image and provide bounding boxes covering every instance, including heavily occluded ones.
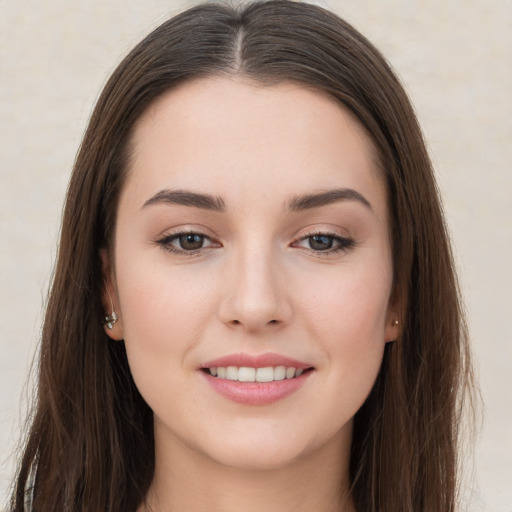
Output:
[104,283,119,329]
[105,311,118,330]
[393,319,399,326]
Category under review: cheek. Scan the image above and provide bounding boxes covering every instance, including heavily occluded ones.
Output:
[117,253,215,333]
[296,258,391,400]
[299,259,392,342]
[113,255,219,387]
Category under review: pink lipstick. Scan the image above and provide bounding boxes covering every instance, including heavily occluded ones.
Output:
[199,352,314,405]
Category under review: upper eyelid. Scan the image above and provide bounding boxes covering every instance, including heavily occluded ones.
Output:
[153,225,215,241]
[153,227,352,246]
[294,227,349,241]
[293,233,351,247]
[154,231,218,256]
[155,229,347,241]
[291,228,355,251]
[158,231,216,246]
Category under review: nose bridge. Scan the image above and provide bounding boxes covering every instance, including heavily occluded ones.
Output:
[220,238,290,330]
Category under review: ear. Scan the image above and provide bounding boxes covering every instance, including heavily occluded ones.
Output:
[384,289,401,343]
[100,249,124,341]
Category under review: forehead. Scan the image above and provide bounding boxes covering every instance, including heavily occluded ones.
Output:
[123,76,386,216]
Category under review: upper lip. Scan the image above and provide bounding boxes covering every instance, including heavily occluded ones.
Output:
[201,352,313,370]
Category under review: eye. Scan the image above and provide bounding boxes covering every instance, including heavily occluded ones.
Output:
[308,234,337,251]
[155,231,216,254]
[294,232,354,254]
[175,233,208,251]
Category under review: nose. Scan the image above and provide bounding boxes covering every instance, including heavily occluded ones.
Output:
[218,247,292,332]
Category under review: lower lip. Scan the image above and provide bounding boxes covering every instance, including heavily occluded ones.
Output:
[201,371,312,405]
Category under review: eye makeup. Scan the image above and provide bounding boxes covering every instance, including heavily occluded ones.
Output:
[153,226,356,259]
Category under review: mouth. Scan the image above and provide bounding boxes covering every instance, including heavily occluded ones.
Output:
[199,353,315,405]
[201,365,312,382]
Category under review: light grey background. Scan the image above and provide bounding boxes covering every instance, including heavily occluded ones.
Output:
[1,1,511,510]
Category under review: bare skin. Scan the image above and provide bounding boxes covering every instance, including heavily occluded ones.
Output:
[104,77,398,512]
[144,425,353,512]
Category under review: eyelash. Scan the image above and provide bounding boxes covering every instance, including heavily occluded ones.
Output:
[154,229,355,257]
[293,229,355,256]
[154,229,217,257]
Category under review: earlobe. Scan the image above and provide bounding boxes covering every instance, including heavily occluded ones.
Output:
[384,285,402,343]
[103,306,123,340]
[100,249,124,341]
[385,314,400,343]
[105,311,118,330]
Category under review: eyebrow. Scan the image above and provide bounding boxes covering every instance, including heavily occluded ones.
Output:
[287,188,372,211]
[142,189,226,212]
[141,187,371,213]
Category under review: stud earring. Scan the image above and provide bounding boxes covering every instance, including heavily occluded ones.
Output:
[393,319,399,326]
[104,283,119,330]
[105,311,118,330]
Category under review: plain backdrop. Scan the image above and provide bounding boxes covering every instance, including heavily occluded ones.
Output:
[1,1,511,510]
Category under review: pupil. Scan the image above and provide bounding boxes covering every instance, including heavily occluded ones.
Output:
[310,235,333,251]
[180,234,203,250]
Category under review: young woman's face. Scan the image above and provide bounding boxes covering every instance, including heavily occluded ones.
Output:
[106,77,399,471]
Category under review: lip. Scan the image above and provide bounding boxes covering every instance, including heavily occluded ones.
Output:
[201,352,312,370]
[199,352,314,406]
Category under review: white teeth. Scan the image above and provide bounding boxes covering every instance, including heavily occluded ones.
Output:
[285,367,296,379]
[238,367,256,382]
[226,366,238,380]
[208,366,307,382]
[274,365,286,381]
[256,367,274,382]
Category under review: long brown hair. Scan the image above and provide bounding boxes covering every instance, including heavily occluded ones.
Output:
[10,1,474,511]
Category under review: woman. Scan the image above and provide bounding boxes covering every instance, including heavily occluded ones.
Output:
[10,1,474,511]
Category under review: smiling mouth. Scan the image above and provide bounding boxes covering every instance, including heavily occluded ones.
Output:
[202,366,314,382]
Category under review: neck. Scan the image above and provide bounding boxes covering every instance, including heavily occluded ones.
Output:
[141,427,355,512]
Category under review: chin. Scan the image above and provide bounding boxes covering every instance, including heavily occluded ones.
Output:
[196,421,348,472]
[207,443,307,471]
